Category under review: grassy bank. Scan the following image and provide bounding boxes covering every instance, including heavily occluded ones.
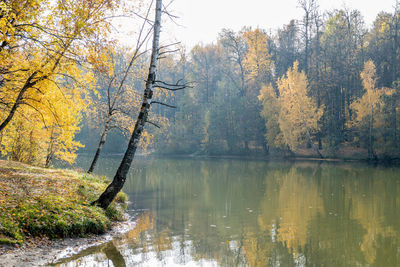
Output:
[0,160,127,245]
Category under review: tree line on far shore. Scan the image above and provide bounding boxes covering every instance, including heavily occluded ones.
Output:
[1,0,400,167]
[153,1,400,160]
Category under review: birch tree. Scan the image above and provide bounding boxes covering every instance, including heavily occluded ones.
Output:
[93,0,187,209]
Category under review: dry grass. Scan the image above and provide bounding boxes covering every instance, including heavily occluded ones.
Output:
[0,160,127,245]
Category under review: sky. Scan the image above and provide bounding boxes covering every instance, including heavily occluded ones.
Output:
[161,0,398,48]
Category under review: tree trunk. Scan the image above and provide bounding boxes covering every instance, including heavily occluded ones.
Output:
[88,122,109,173]
[0,42,69,133]
[0,71,38,132]
[306,128,323,158]
[92,0,162,209]
[304,120,324,158]
[263,141,269,155]
[392,94,398,149]
[318,135,322,150]
[244,140,249,153]
[239,61,246,96]
[368,103,375,160]
[45,126,55,168]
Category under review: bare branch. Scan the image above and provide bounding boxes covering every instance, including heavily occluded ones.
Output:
[164,0,177,9]
[109,0,154,110]
[158,42,181,50]
[19,101,48,129]
[54,72,88,88]
[162,8,179,19]
[154,79,194,91]
[161,2,182,26]
[42,77,68,100]
[158,48,180,57]
[150,101,176,108]
[125,12,155,26]
[146,120,161,128]
[154,79,181,86]
[154,85,185,91]
[30,86,45,95]
[1,68,30,74]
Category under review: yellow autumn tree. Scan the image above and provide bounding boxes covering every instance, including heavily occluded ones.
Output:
[0,0,43,75]
[349,60,393,159]
[240,28,274,151]
[0,0,118,132]
[0,0,118,165]
[0,64,92,165]
[278,61,324,156]
[42,69,92,166]
[258,84,284,148]
[259,61,324,156]
[243,28,274,86]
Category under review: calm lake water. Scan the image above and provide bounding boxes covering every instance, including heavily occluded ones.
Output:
[54,156,400,266]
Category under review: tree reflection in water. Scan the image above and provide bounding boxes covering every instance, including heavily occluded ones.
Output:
[55,158,400,266]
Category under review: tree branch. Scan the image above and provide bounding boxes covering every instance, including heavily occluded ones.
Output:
[151,101,176,108]
[146,120,161,128]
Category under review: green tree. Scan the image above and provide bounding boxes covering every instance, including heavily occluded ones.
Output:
[319,9,366,150]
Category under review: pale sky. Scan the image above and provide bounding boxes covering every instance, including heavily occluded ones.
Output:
[161,0,397,48]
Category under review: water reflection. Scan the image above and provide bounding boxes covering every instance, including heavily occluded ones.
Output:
[55,157,400,266]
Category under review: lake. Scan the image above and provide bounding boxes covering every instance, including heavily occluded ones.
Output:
[54,156,400,266]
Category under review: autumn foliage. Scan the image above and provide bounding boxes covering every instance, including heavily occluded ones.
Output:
[259,61,324,152]
[0,0,119,165]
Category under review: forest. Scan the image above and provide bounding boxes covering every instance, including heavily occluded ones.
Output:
[1,1,400,265]
[150,3,400,160]
[0,0,400,169]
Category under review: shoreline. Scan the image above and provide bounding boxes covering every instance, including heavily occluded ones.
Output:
[153,153,400,165]
[0,213,136,267]
[0,159,132,266]
[74,149,400,165]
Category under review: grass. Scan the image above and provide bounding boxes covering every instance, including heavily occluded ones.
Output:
[0,160,128,245]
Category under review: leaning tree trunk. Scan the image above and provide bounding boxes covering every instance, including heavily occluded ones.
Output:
[88,121,110,173]
[92,0,162,209]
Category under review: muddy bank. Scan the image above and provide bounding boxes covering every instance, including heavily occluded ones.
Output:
[0,216,136,267]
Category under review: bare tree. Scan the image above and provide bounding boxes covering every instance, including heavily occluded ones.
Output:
[219,29,247,96]
[298,0,318,74]
[87,6,154,173]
